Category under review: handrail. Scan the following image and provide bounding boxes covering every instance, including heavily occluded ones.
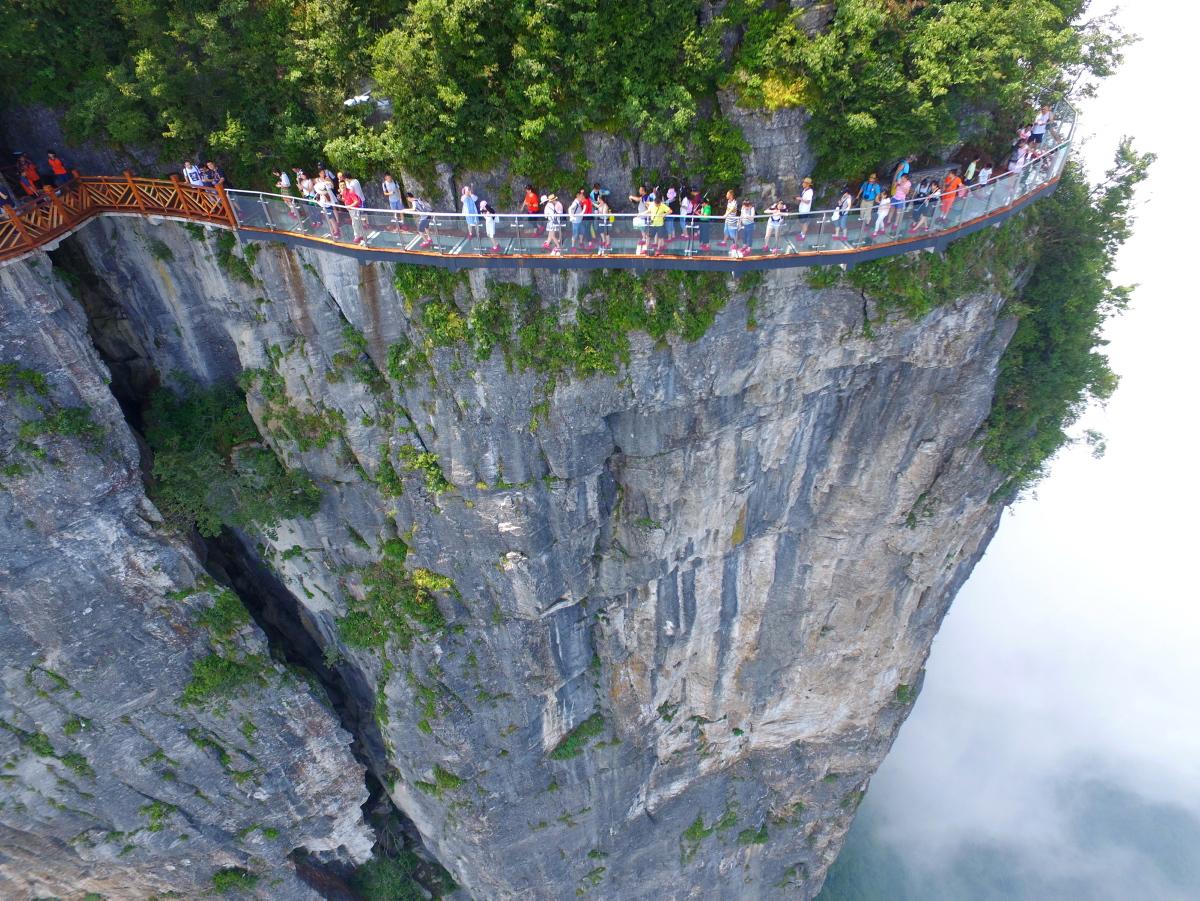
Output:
[0,104,1074,271]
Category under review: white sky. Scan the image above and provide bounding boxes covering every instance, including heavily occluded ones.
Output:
[859,0,1200,871]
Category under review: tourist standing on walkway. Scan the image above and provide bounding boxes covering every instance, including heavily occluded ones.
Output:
[47,152,70,186]
[737,198,755,257]
[857,173,882,226]
[910,180,938,232]
[891,156,914,192]
[964,156,979,184]
[183,161,203,187]
[479,199,498,251]
[680,190,695,248]
[543,193,564,255]
[595,196,612,254]
[764,200,786,253]
[461,184,481,241]
[568,190,588,250]
[832,187,853,241]
[405,192,434,247]
[274,168,298,218]
[697,194,712,250]
[795,177,815,242]
[341,178,365,244]
[890,174,911,230]
[205,161,226,188]
[1031,105,1052,144]
[317,177,340,238]
[872,191,891,237]
[523,184,541,235]
[938,168,963,223]
[648,193,670,255]
[721,190,739,248]
[382,174,402,226]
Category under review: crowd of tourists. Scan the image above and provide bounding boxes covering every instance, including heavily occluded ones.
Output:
[243,105,1058,257]
[3,104,1060,259]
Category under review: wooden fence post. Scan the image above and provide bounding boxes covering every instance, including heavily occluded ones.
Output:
[214,180,238,230]
[124,170,148,214]
[169,174,192,216]
[43,184,68,225]
[6,206,38,252]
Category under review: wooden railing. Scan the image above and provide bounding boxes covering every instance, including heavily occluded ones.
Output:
[0,173,235,264]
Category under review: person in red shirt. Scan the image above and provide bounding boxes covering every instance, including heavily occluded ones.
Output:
[939,168,964,223]
[523,184,542,235]
[47,151,70,186]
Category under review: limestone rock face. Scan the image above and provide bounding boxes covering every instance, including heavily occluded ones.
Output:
[0,214,1014,898]
[0,255,372,900]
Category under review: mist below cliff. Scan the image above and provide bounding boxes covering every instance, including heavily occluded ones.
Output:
[819,25,1200,890]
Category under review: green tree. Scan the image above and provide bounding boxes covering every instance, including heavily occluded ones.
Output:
[984,140,1154,494]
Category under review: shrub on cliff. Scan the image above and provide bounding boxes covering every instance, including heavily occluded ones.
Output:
[144,382,320,537]
[984,140,1153,495]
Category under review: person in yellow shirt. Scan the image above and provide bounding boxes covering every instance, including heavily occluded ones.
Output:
[648,194,672,255]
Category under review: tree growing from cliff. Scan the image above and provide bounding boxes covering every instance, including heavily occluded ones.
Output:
[144,382,320,537]
[983,139,1154,495]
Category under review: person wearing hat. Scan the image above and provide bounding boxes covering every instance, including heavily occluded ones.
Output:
[543,193,563,255]
[795,177,815,243]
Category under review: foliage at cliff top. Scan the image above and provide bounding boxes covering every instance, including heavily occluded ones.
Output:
[145,382,320,537]
[0,0,1123,189]
[734,0,1128,179]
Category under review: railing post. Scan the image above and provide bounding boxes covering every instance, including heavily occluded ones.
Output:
[169,174,192,216]
[123,169,148,214]
[42,184,68,226]
[214,181,238,230]
[7,205,38,252]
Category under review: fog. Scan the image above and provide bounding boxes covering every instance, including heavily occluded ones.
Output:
[820,2,1199,898]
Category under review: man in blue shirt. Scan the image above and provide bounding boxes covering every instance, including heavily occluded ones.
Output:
[857,173,883,223]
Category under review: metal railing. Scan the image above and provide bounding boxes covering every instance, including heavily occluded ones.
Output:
[0,105,1073,270]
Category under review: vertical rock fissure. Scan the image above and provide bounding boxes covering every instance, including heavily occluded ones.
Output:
[43,244,444,893]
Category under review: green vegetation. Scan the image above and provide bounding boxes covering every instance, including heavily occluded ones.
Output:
[818,144,1149,498]
[732,0,1129,180]
[195,587,252,640]
[0,364,49,402]
[336,553,457,651]
[895,683,916,704]
[238,363,347,453]
[737,824,769,846]
[212,231,256,285]
[397,445,452,494]
[397,270,736,385]
[548,713,606,761]
[63,716,90,736]
[415,764,465,798]
[145,382,321,537]
[211,867,259,893]
[350,849,456,901]
[329,325,387,393]
[180,652,270,706]
[139,800,177,832]
[17,407,104,445]
[984,144,1152,495]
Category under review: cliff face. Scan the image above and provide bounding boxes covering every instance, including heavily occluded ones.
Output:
[0,212,1014,898]
[0,255,372,899]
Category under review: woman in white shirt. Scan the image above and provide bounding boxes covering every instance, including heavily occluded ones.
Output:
[795,177,815,242]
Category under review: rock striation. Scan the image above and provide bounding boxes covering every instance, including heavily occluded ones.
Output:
[1,206,1015,898]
